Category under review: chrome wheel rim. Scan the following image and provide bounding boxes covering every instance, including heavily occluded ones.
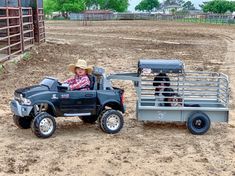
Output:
[106,114,120,131]
[39,118,54,135]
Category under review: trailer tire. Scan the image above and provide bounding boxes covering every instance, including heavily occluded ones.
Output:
[187,112,210,135]
[99,110,123,134]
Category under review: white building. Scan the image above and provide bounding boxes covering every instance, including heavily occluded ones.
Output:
[163,5,182,14]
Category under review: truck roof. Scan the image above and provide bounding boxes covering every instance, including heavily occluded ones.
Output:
[138,59,184,73]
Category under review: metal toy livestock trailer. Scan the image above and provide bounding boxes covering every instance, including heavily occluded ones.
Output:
[108,59,229,135]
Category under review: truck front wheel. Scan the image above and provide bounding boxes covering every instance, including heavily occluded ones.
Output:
[31,112,56,138]
[99,110,124,134]
[13,115,32,129]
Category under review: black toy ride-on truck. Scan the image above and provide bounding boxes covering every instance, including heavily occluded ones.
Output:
[10,67,125,138]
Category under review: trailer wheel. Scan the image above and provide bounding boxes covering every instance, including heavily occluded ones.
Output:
[13,115,32,129]
[79,115,98,124]
[99,110,123,134]
[187,112,211,135]
[31,112,56,138]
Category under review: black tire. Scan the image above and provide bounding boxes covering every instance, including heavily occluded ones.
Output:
[187,111,211,135]
[98,109,109,130]
[99,110,124,134]
[31,112,56,138]
[13,115,32,129]
[79,115,98,124]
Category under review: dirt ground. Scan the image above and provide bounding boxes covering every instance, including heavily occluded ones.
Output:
[0,20,235,175]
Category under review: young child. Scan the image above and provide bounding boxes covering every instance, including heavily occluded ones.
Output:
[64,59,92,91]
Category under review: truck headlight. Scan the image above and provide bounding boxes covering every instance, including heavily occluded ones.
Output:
[21,97,31,105]
[19,94,31,105]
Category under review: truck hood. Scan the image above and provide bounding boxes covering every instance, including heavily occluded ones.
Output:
[15,85,49,97]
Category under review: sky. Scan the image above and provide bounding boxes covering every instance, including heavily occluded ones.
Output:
[128,0,206,12]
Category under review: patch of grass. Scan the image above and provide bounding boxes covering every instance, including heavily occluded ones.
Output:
[22,52,31,61]
[10,60,18,64]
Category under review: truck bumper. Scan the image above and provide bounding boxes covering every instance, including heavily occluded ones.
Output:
[10,100,33,117]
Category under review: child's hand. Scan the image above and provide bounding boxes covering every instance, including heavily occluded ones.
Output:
[61,83,70,90]
[62,83,69,87]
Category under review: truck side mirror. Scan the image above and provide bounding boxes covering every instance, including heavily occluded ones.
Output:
[57,85,68,92]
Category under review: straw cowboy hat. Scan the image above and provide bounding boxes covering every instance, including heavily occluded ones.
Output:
[68,59,92,74]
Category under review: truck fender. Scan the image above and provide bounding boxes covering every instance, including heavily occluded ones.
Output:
[32,100,57,117]
[99,100,124,114]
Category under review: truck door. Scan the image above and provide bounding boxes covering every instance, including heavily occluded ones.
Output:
[59,90,96,116]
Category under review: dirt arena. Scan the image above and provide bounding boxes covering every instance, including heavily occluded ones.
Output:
[0,20,235,175]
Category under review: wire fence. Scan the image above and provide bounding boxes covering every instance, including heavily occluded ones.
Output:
[68,12,235,25]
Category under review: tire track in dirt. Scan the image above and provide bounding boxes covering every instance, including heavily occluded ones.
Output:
[222,33,235,125]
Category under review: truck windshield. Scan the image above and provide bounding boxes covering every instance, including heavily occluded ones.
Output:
[40,78,57,89]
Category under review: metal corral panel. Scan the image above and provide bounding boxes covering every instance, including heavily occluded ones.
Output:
[0,0,42,8]
[21,0,32,7]
[0,1,6,6]
[24,0,43,9]
[0,0,19,7]
[8,0,19,7]
[37,0,43,8]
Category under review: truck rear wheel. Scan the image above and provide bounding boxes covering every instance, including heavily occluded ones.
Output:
[79,115,98,124]
[99,110,123,134]
[31,112,56,138]
[187,111,211,135]
[13,115,32,129]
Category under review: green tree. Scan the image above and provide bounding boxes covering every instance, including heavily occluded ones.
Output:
[43,0,57,15]
[170,8,176,14]
[228,1,235,12]
[44,0,129,14]
[201,0,235,14]
[182,1,195,10]
[135,0,160,12]
[43,0,86,17]
[176,0,185,6]
[98,0,129,12]
[86,0,99,9]
[163,0,185,6]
